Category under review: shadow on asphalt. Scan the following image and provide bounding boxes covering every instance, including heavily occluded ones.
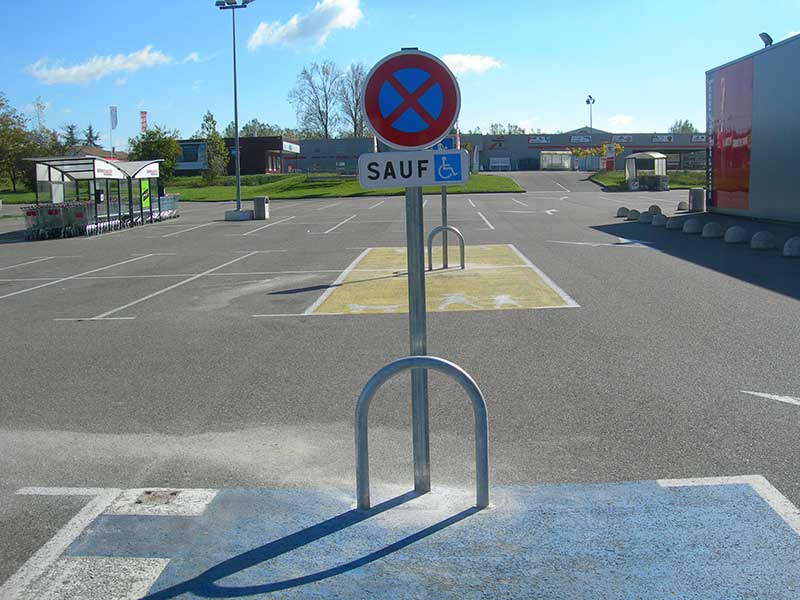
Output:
[142,490,479,599]
[594,215,800,301]
[268,272,406,296]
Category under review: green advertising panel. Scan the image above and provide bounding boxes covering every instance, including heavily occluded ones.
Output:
[141,180,151,209]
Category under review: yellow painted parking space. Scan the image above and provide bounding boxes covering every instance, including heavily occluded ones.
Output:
[310,244,578,315]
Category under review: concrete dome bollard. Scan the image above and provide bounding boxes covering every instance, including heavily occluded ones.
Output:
[701,222,724,238]
[682,219,702,234]
[677,200,689,211]
[783,237,800,257]
[724,226,748,244]
[648,205,662,215]
[616,206,630,218]
[638,211,653,224]
[750,231,777,250]
[666,217,683,230]
[626,209,641,221]
[651,214,668,227]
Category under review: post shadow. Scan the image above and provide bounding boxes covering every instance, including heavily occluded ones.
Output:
[142,490,480,599]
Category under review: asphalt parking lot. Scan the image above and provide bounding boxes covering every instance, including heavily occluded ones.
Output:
[2,171,800,595]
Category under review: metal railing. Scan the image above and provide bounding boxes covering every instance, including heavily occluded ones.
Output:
[427,225,465,271]
[355,355,489,511]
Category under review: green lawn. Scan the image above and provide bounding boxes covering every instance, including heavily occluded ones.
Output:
[0,190,37,204]
[169,173,522,201]
[590,170,705,191]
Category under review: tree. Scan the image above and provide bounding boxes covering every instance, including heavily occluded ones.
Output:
[506,123,525,135]
[0,93,31,191]
[61,123,79,147]
[288,61,342,139]
[32,96,48,130]
[127,125,181,181]
[198,110,228,184]
[83,123,101,147]
[669,119,699,134]
[337,62,367,138]
[488,123,506,135]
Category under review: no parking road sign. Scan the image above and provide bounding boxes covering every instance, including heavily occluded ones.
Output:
[362,49,461,150]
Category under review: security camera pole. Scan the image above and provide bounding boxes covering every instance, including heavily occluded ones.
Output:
[216,0,256,218]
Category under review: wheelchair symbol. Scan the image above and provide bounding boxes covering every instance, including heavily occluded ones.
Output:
[435,155,460,181]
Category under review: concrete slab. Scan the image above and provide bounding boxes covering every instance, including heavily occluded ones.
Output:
[8,477,800,599]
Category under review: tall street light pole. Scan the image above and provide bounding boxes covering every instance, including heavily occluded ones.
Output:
[586,95,595,135]
[216,0,256,213]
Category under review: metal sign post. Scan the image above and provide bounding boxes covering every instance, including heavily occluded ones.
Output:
[441,186,448,269]
[405,185,431,493]
[356,48,489,509]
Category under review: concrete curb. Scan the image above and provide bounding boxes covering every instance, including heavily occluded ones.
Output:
[666,217,683,230]
[626,209,641,221]
[701,222,724,238]
[724,226,748,244]
[782,236,800,257]
[651,214,667,227]
[638,211,653,224]
[682,219,701,234]
[616,207,630,218]
[751,231,777,250]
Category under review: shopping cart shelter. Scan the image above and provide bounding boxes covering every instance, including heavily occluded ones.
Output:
[23,156,179,239]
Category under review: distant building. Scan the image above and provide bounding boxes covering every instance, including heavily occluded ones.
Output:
[66,145,129,161]
[175,136,299,175]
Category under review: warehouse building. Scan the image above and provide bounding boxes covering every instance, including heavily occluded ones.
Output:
[175,136,299,175]
[284,129,706,174]
[706,33,800,222]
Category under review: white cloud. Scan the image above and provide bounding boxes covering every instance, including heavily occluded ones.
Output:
[787,31,800,38]
[26,46,172,85]
[517,118,539,132]
[191,80,203,94]
[442,54,501,75]
[182,51,217,64]
[115,78,127,86]
[248,0,362,49]
[609,114,634,127]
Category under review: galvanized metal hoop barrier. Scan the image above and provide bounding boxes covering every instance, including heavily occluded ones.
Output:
[426,225,465,271]
[355,355,489,511]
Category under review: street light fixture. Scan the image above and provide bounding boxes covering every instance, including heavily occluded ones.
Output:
[586,95,595,134]
[216,0,256,214]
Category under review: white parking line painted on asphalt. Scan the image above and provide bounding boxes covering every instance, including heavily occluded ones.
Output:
[368,200,385,209]
[303,248,371,315]
[0,255,154,301]
[552,181,571,192]
[84,252,259,320]
[498,211,537,214]
[161,222,216,238]
[316,201,342,211]
[508,244,579,307]
[477,212,495,230]
[0,256,55,271]
[657,475,800,536]
[240,215,296,236]
[322,214,358,234]
[422,198,429,208]
[545,209,559,216]
[467,198,476,208]
[741,390,800,407]
[512,198,529,207]
[0,487,122,599]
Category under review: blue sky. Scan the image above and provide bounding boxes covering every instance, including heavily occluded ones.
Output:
[1,0,798,149]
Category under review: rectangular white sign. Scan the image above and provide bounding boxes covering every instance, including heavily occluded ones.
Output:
[282,141,300,153]
[358,150,469,189]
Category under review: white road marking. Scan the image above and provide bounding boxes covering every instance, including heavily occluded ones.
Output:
[367,200,385,209]
[322,214,358,234]
[658,475,800,536]
[498,210,537,214]
[422,198,429,208]
[559,196,569,201]
[741,390,800,407]
[0,255,154,301]
[512,198,528,207]
[545,209,558,216]
[0,257,55,271]
[303,248,371,315]
[552,180,570,192]
[507,244,579,307]
[316,201,342,211]
[240,215,295,236]
[106,489,217,516]
[467,198,476,208]
[0,487,121,598]
[547,236,652,248]
[161,222,216,238]
[476,212,495,230]
[87,252,259,320]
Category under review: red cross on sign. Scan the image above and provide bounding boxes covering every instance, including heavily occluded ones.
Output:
[362,49,461,151]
